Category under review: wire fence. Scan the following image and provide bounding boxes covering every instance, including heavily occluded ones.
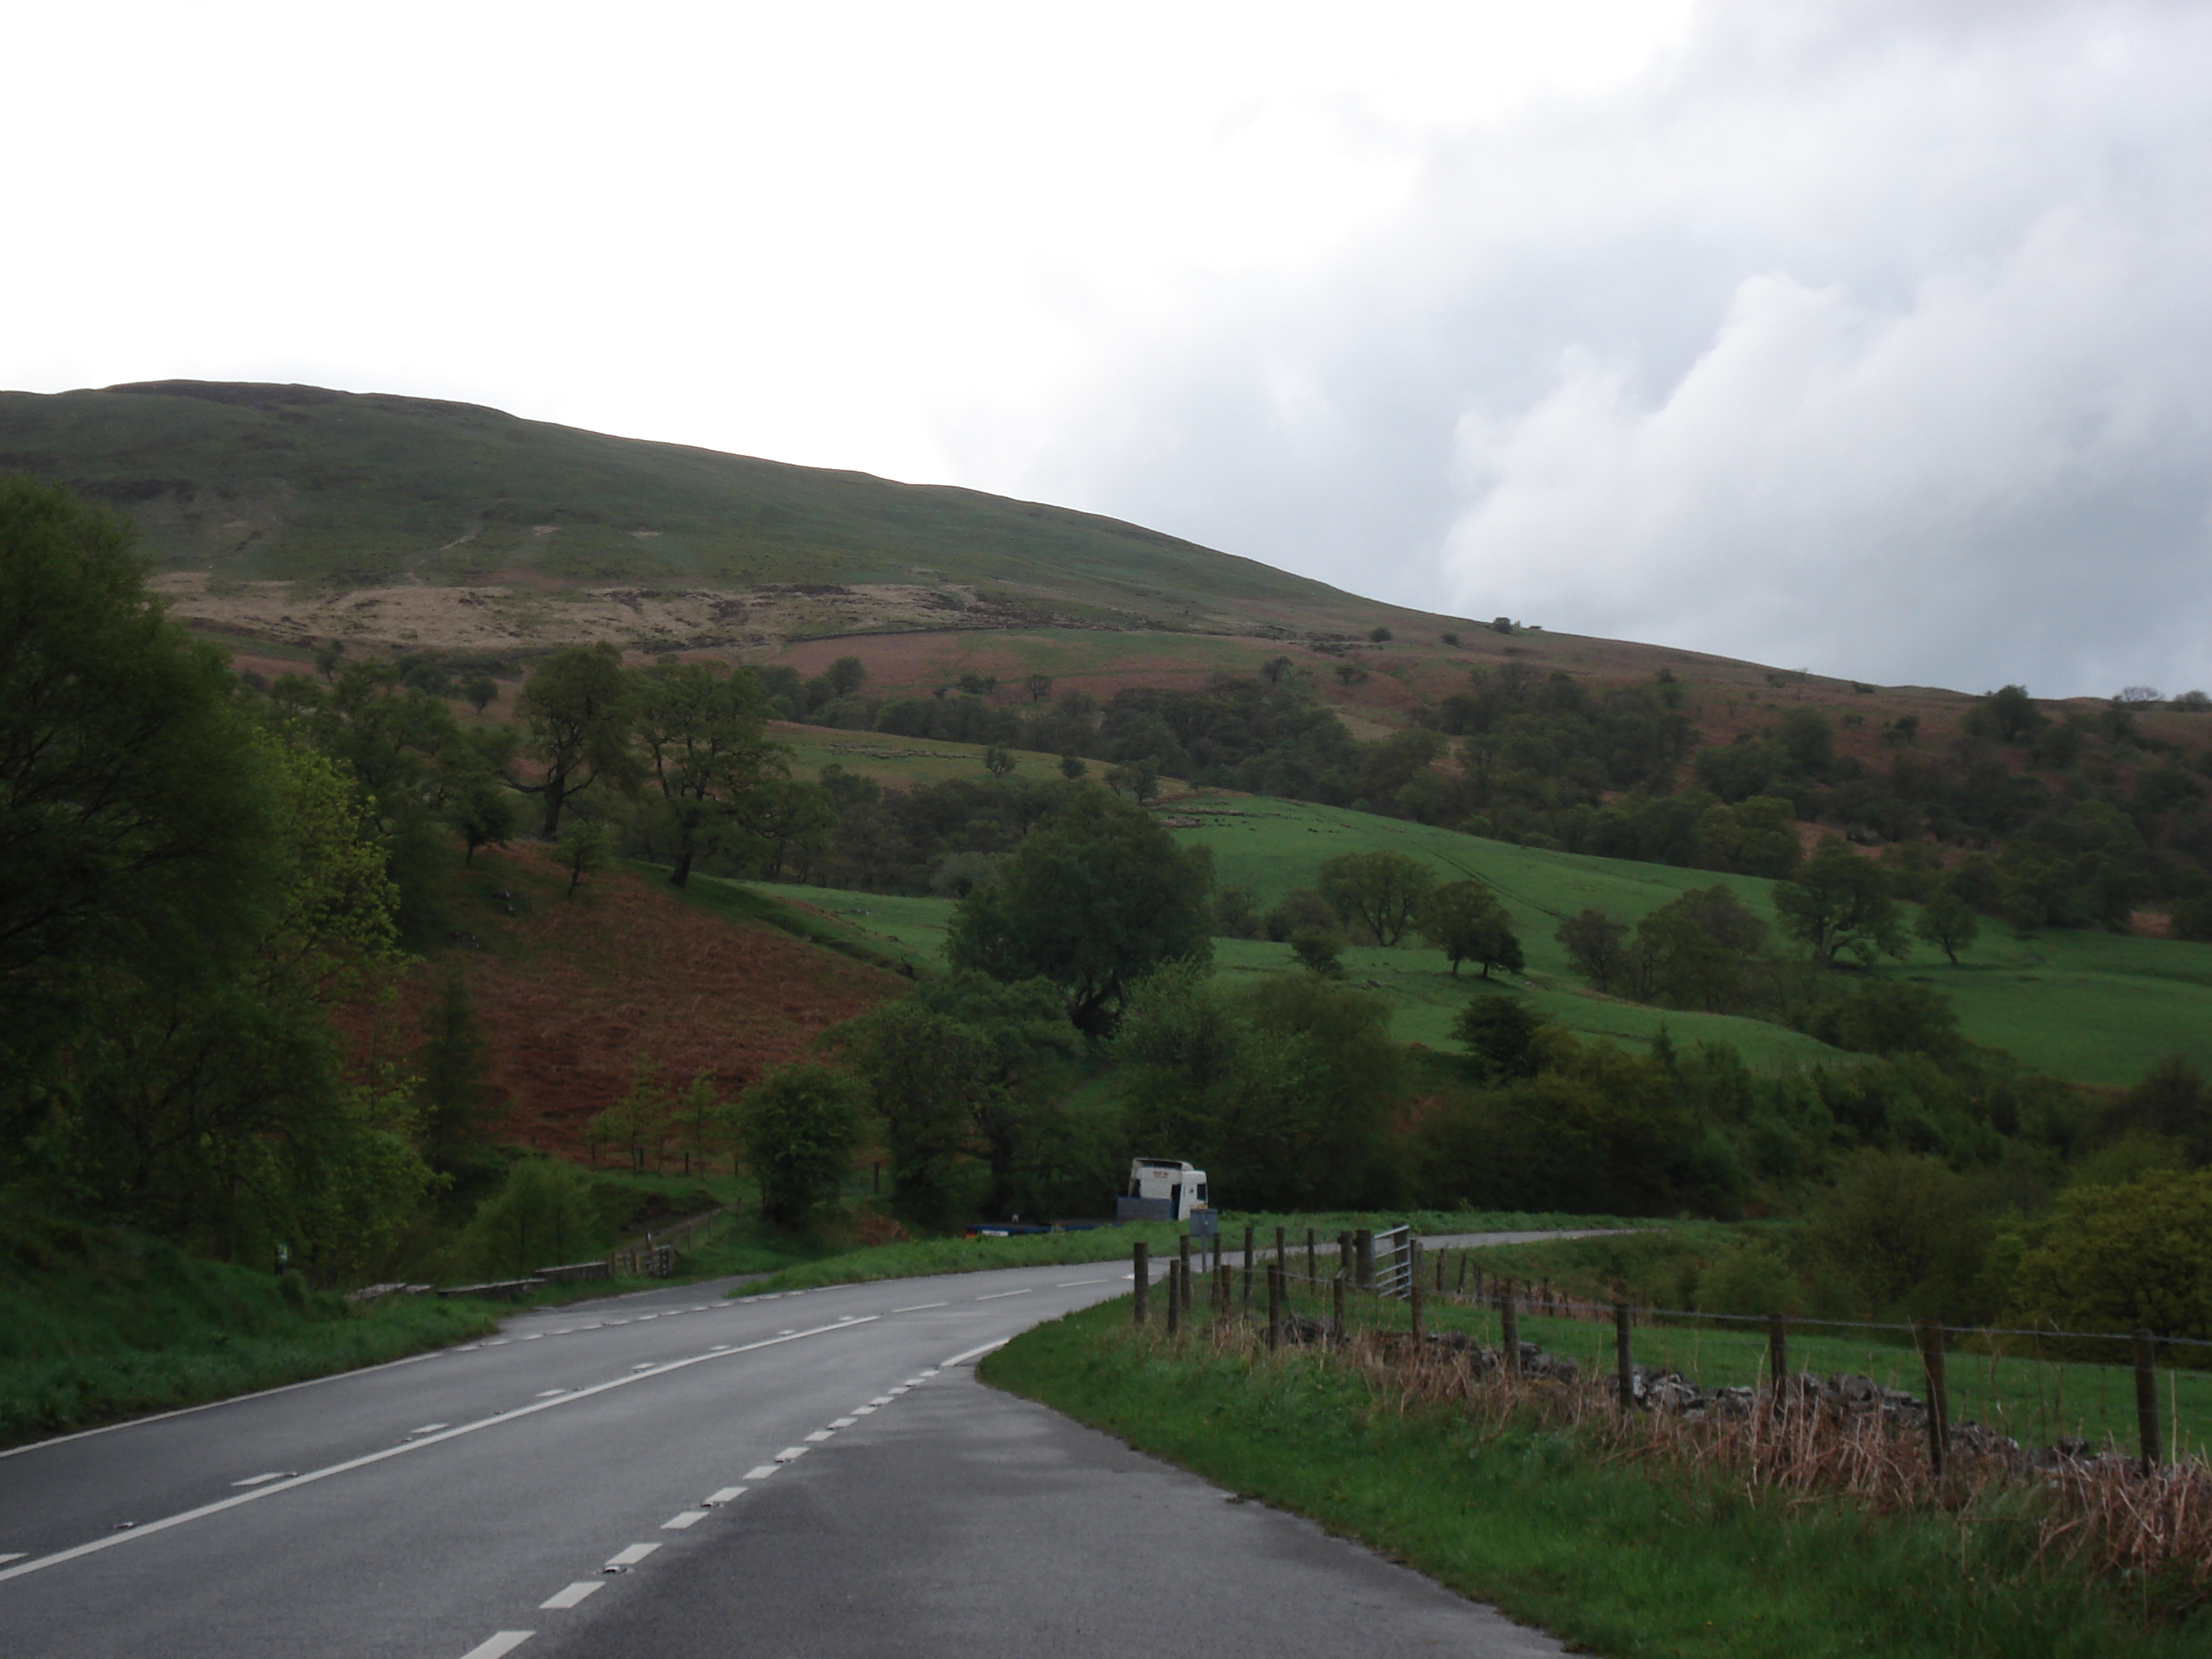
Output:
[1132,1225,2208,1472]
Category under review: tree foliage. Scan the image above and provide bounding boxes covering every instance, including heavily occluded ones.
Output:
[1417,881,1522,978]
[737,1063,864,1229]
[947,790,1212,1033]
[515,643,639,838]
[1774,837,1906,966]
[1317,850,1434,947]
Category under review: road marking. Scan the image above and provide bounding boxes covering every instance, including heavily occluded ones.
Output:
[408,1424,449,1435]
[976,1289,1032,1300]
[0,1318,882,1586]
[1057,1278,1112,1287]
[773,1445,808,1462]
[943,1339,1010,1367]
[551,1329,574,1336]
[606,1543,661,1567]
[703,1486,746,1504]
[534,1390,566,1398]
[892,1302,948,1313]
[709,1344,731,1351]
[830,1416,857,1427]
[0,1554,24,1564]
[869,1395,893,1405]
[804,1430,833,1442]
[850,1405,876,1415]
[661,1510,709,1529]
[229,1472,287,1487]
[519,1334,543,1341]
[483,1339,510,1346]
[540,1582,602,1610]
[742,1465,779,1481]
[887,1386,909,1396]
[460,1633,534,1659]
[921,1369,939,1376]
[630,1363,655,1372]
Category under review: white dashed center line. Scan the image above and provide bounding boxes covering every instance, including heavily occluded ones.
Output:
[407,1424,449,1436]
[892,1302,948,1313]
[830,1416,857,1428]
[534,1390,566,1398]
[229,1472,287,1488]
[459,1632,534,1659]
[742,1465,779,1481]
[976,1289,1031,1300]
[1057,1278,1112,1287]
[773,1445,809,1463]
[804,1430,833,1443]
[0,1554,26,1565]
[540,1582,603,1610]
[850,1405,877,1415]
[606,1543,661,1568]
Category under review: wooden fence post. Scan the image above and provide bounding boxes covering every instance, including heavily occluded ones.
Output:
[1242,1225,1254,1312]
[1166,1260,1181,1335]
[2136,1328,2161,1476]
[1332,1270,1346,1340]
[1767,1313,1788,1400]
[1500,1280,1520,1377]
[1306,1228,1317,1280]
[1614,1302,1635,1409]
[1266,1262,1283,1352]
[1133,1242,1148,1327]
[1919,1321,1949,1474]
[1410,1244,1426,1345]
[1276,1225,1286,1266]
[1355,1229,1375,1289]
[1179,1234,1192,1315]
[1456,1254,1468,1292]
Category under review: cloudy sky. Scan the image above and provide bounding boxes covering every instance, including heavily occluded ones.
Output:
[7,0,2208,698]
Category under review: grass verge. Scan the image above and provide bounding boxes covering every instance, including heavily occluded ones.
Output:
[983,1299,2212,1659]
[0,1210,504,1450]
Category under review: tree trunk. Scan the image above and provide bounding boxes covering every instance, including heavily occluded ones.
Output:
[669,848,695,888]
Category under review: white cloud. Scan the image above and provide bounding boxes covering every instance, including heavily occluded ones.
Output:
[983,1,2212,696]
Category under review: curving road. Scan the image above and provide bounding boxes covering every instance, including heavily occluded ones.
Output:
[0,1261,1562,1659]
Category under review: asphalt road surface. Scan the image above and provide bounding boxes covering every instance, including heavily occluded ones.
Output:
[0,1261,1564,1659]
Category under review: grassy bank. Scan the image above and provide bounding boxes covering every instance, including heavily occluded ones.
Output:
[0,1210,504,1449]
[984,1299,2212,1658]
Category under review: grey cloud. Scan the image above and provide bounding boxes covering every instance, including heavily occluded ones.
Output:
[976,1,2212,697]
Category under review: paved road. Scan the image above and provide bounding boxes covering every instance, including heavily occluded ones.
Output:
[0,1261,1563,1659]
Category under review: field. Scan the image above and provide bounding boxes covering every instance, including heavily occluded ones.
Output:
[719,786,2212,1084]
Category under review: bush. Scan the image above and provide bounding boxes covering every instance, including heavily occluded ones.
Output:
[738,1064,865,1229]
[461,1160,604,1280]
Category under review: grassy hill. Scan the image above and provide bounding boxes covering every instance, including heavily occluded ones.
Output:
[716,788,2212,1085]
[0,379,1378,626]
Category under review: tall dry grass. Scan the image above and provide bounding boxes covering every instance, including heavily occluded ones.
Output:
[1163,1316,2212,1606]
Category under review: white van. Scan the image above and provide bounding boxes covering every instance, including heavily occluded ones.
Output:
[1123,1157,1209,1221]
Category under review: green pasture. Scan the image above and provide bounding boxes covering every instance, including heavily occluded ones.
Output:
[721,788,2212,1083]
[770,723,1148,793]
[1276,1271,2212,1457]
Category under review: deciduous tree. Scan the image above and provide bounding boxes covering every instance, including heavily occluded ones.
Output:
[1775,837,1906,966]
[1317,850,1434,947]
[1417,880,1522,978]
[515,643,639,838]
[738,1063,864,1229]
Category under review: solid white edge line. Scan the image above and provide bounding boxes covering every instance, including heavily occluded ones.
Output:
[459,1632,535,1659]
[942,1339,1010,1367]
[0,1317,880,1586]
[540,1581,603,1610]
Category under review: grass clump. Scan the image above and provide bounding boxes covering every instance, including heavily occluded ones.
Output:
[985,1299,2212,1658]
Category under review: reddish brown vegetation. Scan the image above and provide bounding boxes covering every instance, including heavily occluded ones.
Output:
[351,846,902,1164]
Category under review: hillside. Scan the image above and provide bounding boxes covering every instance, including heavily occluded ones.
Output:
[367,844,907,1159]
[0,379,1930,721]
